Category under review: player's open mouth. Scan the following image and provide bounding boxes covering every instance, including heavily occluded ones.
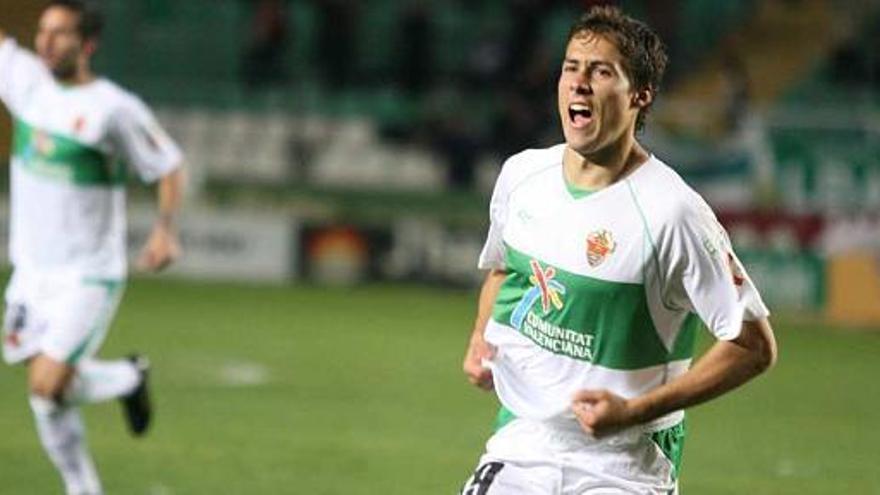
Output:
[568,103,593,128]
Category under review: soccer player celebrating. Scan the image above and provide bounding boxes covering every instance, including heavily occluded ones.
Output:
[0,2,184,493]
[461,7,776,494]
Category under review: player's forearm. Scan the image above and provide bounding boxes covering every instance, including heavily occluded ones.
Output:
[627,318,777,424]
[154,167,185,230]
[472,269,506,336]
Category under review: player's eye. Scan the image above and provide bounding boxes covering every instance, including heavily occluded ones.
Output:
[590,66,614,79]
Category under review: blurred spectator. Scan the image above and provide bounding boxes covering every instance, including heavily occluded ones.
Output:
[829,34,873,87]
[241,0,290,88]
[434,114,480,190]
[645,0,682,81]
[466,25,506,88]
[395,3,434,94]
[719,40,751,133]
[315,0,358,88]
[491,40,557,157]
[423,87,481,190]
[503,0,543,77]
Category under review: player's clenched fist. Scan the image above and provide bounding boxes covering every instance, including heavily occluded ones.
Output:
[572,389,640,438]
[463,330,495,391]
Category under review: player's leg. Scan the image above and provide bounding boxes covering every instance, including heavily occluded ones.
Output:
[28,354,102,495]
[27,355,149,495]
[67,358,140,403]
[3,272,100,495]
[67,355,152,435]
[15,275,146,495]
[58,278,152,434]
[28,353,75,400]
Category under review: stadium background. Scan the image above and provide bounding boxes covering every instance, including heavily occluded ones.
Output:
[0,0,878,493]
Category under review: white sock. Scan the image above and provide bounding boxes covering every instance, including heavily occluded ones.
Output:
[67,359,140,404]
[29,396,102,495]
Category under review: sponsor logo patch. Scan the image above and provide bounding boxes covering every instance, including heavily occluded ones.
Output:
[510,259,566,329]
[508,259,594,361]
[529,259,565,313]
[32,129,56,156]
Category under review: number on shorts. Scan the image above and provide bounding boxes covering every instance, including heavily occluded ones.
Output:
[461,461,504,495]
[5,304,27,331]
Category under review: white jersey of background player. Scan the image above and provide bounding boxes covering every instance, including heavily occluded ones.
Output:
[461,7,777,494]
[0,2,184,494]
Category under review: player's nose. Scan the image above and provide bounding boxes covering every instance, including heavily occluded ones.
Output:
[569,72,591,94]
[572,78,592,95]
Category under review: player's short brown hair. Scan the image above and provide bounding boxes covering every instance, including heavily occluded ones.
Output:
[47,0,104,41]
[568,6,668,130]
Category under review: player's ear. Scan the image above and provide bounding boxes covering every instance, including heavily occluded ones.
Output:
[631,87,653,110]
[82,38,99,58]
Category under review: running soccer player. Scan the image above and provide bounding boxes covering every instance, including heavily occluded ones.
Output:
[0,2,184,494]
[461,7,777,494]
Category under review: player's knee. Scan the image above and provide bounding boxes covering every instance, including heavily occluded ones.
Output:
[27,358,71,399]
[28,373,64,399]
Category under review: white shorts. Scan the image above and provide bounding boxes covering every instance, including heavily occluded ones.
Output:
[3,269,125,366]
[461,417,682,495]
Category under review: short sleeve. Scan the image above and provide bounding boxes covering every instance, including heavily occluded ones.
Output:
[477,159,512,270]
[111,95,183,182]
[666,201,770,341]
[0,38,49,113]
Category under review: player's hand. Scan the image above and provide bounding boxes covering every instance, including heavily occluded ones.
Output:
[136,223,181,272]
[463,330,496,391]
[571,389,637,438]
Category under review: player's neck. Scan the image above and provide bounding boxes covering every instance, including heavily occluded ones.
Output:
[56,64,96,87]
[563,136,649,191]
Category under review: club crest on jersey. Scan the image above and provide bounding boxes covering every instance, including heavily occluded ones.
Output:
[510,259,566,329]
[586,229,616,267]
[72,116,86,134]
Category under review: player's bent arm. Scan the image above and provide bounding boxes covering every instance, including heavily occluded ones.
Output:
[463,269,507,390]
[136,166,186,272]
[627,317,777,422]
[574,317,777,436]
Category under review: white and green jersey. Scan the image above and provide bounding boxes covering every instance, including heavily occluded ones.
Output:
[479,144,769,432]
[0,38,181,279]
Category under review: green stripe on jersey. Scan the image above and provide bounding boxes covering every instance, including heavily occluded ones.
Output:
[12,117,126,186]
[671,313,699,361]
[492,245,697,370]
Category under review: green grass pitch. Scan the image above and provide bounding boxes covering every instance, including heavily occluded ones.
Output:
[0,275,878,494]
